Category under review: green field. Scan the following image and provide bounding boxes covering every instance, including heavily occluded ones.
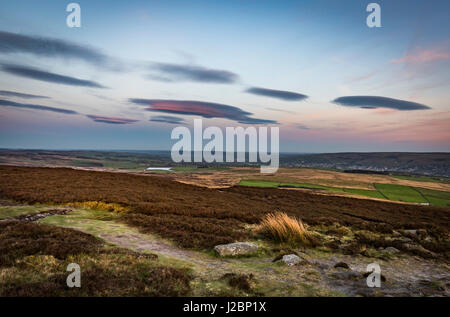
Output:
[238,180,343,191]
[374,183,428,203]
[239,180,450,207]
[415,188,450,207]
[342,188,386,199]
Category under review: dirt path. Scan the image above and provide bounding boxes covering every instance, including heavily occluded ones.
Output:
[98,233,216,266]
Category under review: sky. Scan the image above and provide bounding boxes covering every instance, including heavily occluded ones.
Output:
[0,0,449,152]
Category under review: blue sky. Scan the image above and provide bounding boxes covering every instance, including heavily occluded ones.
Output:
[0,0,449,152]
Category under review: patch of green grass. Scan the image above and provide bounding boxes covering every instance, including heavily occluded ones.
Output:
[39,209,126,236]
[0,205,49,220]
[239,180,280,188]
[415,188,450,207]
[343,188,385,199]
[280,182,344,191]
[374,183,428,203]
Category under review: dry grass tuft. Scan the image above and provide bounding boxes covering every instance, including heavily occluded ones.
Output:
[257,212,313,246]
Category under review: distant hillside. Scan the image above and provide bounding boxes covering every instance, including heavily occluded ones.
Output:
[281,152,450,177]
[0,150,448,177]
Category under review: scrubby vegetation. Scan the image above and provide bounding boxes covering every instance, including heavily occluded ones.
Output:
[0,166,449,252]
[0,221,102,267]
[0,221,192,296]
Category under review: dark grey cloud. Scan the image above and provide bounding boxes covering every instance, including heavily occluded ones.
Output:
[246,87,308,101]
[0,99,77,114]
[0,90,49,99]
[150,115,185,124]
[1,64,105,88]
[149,62,239,84]
[332,96,431,111]
[86,115,138,124]
[129,98,278,124]
[0,31,118,70]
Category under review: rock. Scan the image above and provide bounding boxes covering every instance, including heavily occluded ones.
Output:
[214,242,258,256]
[403,243,436,258]
[384,247,400,254]
[334,261,350,269]
[403,229,417,236]
[281,254,302,266]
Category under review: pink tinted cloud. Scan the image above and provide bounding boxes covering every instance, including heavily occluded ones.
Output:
[129,99,277,124]
[391,48,450,64]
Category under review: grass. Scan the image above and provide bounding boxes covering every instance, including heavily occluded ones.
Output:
[239,180,279,188]
[0,205,49,220]
[374,183,428,203]
[256,212,312,246]
[239,180,343,191]
[415,188,450,207]
[39,208,131,237]
[240,179,450,206]
[342,188,385,199]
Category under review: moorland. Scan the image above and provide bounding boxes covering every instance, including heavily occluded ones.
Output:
[0,159,449,296]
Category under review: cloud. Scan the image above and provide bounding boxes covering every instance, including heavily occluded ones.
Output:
[0,31,119,70]
[0,90,49,99]
[391,48,450,64]
[297,124,310,130]
[266,107,296,114]
[246,87,308,101]
[0,99,77,114]
[150,115,185,124]
[149,62,239,83]
[1,64,105,88]
[347,71,376,83]
[332,96,431,111]
[129,98,278,124]
[86,115,138,124]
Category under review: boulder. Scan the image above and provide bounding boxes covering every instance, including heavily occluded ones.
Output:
[383,247,400,254]
[214,242,258,256]
[281,254,301,266]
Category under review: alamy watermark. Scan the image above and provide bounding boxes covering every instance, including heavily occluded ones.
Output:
[366,262,381,288]
[66,263,81,288]
[170,119,279,173]
[366,3,381,28]
[66,3,81,28]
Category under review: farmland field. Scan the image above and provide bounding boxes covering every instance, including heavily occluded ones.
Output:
[239,179,450,206]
